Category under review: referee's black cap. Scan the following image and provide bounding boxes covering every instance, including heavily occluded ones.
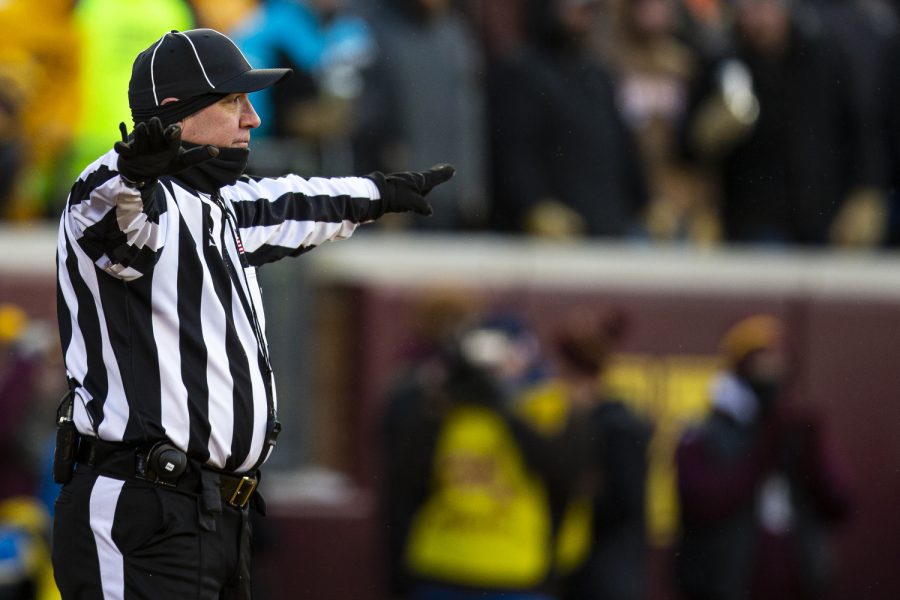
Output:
[128,29,292,125]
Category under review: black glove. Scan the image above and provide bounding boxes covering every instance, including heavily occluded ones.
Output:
[366,164,456,217]
[114,117,218,188]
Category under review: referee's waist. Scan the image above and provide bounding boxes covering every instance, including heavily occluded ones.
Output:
[75,436,260,510]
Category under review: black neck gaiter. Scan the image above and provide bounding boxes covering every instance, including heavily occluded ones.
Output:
[173,143,250,194]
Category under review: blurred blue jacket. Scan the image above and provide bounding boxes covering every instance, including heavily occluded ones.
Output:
[231,0,374,137]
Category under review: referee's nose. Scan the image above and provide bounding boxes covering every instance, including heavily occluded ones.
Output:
[240,95,261,131]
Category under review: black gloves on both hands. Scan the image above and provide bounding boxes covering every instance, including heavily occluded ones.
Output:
[365,164,456,218]
[114,117,218,188]
[114,117,456,217]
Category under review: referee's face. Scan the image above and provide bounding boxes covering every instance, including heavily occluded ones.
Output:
[179,93,261,149]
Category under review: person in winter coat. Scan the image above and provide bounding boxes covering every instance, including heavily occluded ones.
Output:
[488,0,649,238]
[674,315,852,600]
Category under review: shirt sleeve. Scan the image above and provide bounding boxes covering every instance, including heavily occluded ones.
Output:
[64,152,167,281]
[223,173,383,266]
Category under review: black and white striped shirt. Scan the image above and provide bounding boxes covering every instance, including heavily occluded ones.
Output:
[57,149,383,473]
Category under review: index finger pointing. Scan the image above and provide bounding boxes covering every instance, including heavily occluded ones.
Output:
[422,163,456,192]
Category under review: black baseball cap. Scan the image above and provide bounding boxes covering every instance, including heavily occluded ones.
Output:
[128,29,292,124]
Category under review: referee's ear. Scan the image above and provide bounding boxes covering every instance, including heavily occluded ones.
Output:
[159,98,186,131]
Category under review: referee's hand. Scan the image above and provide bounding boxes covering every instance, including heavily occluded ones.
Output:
[367,164,456,217]
[115,117,218,188]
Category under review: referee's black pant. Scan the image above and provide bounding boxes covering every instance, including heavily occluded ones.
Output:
[52,450,254,599]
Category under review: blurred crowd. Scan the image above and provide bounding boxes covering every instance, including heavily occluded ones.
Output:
[0,300,857,599]
[376,298,852,600]
[0,305,65,599]
[2,0,900,248]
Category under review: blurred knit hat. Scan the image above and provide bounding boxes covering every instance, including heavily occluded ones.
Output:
[720,314,783,367]
[128,28,292,126]
[0,496,51,536]
[0,303,27,343]
[411,288,480,346]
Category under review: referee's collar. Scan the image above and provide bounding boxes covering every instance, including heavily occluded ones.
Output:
[172,144,249,194]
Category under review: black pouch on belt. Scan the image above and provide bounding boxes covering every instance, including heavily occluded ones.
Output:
[53,391,79,484]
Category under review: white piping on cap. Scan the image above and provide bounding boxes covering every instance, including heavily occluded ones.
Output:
[176,32,215,90]
[149,33,168,106]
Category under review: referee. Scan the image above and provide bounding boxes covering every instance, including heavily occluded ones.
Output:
[52,28,454,599]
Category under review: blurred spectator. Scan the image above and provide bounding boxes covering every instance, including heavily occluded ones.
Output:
[0,0,79,220]
[354,0,489,230]
[682,0,887,247]
[489,0,649,239]
[0,49,30,216]
[0,306,62,600]
[376,291,481,598]
[519,307,651,600]
[465,0,528,58]
[379,311,576,600]
[818,0,897,105]
[674,315,852,600]
[0,497,58,600]
[65,0,196,204]
[604,0,720,245]
[878,17,900,244]
[0,306,57,502]
[231,0,375,152]
[676,0,734,57]
[192,0,260,33]
[819,0,897,244]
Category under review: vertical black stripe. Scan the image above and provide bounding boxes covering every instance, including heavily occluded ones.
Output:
[224,327,254,471]
[108,275,163,441]
[177,214,211,462]
[56,259,73,365]
[207,217,254,471]
[64,236,106,430]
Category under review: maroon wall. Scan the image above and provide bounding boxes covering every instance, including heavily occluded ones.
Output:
[803,299,900,599]
[0,273,56,321]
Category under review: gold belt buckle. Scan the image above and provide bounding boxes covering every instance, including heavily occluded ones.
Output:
[228,476,257,508]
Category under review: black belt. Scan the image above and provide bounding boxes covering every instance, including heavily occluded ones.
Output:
[76,436,259,509]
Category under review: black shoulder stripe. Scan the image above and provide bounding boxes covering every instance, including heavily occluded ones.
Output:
[68,165,118,208]
[79,210,126,263]
[70,165,167,220]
